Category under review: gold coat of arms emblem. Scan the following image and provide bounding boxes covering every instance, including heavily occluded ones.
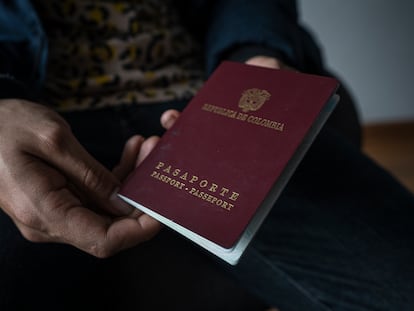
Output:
[238,88,271,112]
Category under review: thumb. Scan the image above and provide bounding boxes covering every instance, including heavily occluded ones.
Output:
[33,124,133,216]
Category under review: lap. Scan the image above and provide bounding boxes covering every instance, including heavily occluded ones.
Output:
[229,127,414,311]
[0,211,264,310]
[1,103,413,310]
[0,102,265,310]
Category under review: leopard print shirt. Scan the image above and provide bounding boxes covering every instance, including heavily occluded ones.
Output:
[33,0,204,111]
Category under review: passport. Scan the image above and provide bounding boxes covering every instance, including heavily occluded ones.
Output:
[119,61,339,265]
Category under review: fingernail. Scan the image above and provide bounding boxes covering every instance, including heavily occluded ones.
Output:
[110,189,135,215]
[164,115,178,129]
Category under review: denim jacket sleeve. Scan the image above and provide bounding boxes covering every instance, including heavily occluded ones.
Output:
[176,0,324,74]
[0,0,47,100]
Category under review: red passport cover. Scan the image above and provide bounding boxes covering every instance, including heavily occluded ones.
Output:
[119,61,338,250]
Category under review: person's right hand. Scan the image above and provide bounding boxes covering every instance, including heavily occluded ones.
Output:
[0,99,161,257]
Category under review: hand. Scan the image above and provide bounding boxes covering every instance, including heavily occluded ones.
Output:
[0,99,160,258]
[245,55,296,71]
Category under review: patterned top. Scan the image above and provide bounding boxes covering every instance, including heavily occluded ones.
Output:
[33,0,204,111]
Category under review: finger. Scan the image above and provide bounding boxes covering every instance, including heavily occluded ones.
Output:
[112,135,144,181]
[245,56,282,69]
[136,136,160,166]
[102,214,162,256]
[13,185,161,256]
[245,56,297,72]
[4,152,124,248]
[5,156,158,254]
[160,109,180,130]
[45,192,161,257]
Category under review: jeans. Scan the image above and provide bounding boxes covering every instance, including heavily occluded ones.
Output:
[1,100,413,310]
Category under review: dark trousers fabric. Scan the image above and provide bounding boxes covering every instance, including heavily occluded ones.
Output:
[231,128,414,311]
[1,99,413,310]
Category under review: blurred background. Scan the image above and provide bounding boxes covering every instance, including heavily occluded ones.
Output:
[299,0,414,192]
[300,0,414,123]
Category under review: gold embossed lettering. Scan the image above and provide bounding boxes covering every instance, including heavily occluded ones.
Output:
[152,162,239,212]
[237,112,248,121]
[220,187,229,197]
[209,183,218,192]
[199,180,208,188]
[155,162,164,170]
[189,175,199,183]
[229,192,240,201]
